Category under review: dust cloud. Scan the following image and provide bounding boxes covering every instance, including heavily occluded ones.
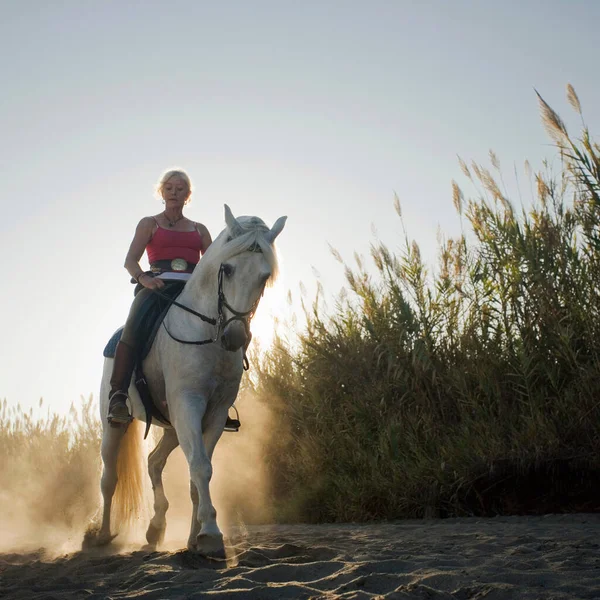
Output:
[0,390,283,555]
[0,400,102,556]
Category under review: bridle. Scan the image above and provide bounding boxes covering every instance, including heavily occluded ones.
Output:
[157,261,264,368]
[215,263,262,343]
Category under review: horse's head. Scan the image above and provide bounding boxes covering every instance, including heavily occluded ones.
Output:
[214,204,286,352]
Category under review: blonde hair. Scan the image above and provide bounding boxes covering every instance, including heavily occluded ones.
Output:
[155,168,193,202]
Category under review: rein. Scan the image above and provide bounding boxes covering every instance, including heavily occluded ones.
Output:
[158,263,262,368]
[152,291,216,327]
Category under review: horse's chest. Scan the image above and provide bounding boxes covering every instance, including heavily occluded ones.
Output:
[151,344,242,403]
[215,354,242,377]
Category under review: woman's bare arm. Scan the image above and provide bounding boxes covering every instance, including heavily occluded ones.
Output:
[197,222,213,254]
[124,217,164,289]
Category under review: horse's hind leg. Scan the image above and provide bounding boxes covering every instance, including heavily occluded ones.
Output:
[83,423,128,547]
[145,427,179,548]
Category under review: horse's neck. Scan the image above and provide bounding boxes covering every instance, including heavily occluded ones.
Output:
[180,240,223,311]
[177,263,218,322]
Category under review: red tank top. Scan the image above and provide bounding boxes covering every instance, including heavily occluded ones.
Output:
[146,226,204,265]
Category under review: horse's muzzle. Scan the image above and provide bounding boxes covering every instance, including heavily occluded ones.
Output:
[221,320,248,352]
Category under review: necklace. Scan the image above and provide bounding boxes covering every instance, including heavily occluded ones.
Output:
[163,211,184,227]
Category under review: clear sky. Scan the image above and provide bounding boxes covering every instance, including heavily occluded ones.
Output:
[2,1,598,417]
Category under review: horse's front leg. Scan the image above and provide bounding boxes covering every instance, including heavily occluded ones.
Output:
[188,477,201,548]
[145,427,179,548]
[174,393,226,558]
[186,406,229,550]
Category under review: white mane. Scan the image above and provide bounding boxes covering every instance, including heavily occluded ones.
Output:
[199,215,280,285]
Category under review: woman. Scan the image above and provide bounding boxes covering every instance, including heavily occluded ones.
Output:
[108,168,212,425]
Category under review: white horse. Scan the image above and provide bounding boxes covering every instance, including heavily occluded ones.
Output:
[86,205,286,558]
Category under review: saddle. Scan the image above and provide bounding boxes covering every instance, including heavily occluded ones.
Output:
[103,293,240,439]
[103,296,174,439]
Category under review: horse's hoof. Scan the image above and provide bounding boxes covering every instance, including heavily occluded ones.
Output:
[145,523,165,547]
[82,527,118,550]
[194,533,225,560]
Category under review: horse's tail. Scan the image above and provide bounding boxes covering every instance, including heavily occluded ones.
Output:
[112,419,147,529]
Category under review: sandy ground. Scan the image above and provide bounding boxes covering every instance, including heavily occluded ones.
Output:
[2,514,600,599]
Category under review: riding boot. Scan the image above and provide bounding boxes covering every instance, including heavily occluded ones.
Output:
[107,341,136,425]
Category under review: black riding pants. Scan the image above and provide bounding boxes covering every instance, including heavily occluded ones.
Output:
[120,280,186,356]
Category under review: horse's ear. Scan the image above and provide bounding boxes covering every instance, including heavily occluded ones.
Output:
[224,204,244,237]
[266,216,287,243]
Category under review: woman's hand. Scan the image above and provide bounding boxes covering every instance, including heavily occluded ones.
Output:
[139,273,165,290]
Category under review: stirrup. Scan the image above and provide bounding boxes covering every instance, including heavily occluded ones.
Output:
[107,391,133,426]
[224,406,241,432]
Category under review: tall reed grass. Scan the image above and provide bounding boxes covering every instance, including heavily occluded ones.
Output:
[254,86,600,522]
[0,396,102,543]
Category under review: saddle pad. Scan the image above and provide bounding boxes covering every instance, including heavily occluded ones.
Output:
[103,327,124,358]
[102,282,185,361]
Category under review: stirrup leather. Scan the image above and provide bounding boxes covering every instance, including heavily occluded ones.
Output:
[108,391,133,425]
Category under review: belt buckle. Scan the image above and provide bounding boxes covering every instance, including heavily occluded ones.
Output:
[171,258,188,272]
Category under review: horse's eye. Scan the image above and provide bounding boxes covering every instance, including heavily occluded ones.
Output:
[222,264,234,277]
